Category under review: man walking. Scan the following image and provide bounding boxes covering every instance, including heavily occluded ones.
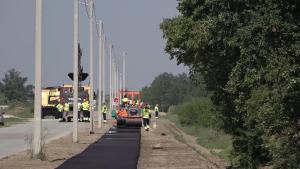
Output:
[63,102,70,122]
[102,103,108,123]
[154,104,159,119]
[82,99,90,122]
[143,104,151,131]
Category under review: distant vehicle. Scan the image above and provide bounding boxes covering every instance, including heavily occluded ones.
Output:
[41,84,91,120]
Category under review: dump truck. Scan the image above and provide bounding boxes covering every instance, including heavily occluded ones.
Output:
[41,84,91,121]
[116,90,143,127]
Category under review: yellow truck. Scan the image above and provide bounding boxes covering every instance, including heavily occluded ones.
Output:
[41,84,91,120]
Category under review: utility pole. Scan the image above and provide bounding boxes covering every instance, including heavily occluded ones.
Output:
[88,0,94,134]
[72,0,79,142]
[123,52,126,91]
[33,0,42,157]
[102,36,106,105]
[98,20,103,128]
[109,44,113,117]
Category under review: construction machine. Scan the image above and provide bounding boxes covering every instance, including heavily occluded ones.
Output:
[116,90,143,127]
[41,43,92,121]
[41,85,91,120]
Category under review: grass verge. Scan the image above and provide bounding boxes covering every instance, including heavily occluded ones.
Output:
[165,112,232,161]
[0,117,28,127]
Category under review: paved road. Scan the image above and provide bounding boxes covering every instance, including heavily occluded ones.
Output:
[57,126,141,169]
[0,119,79,159]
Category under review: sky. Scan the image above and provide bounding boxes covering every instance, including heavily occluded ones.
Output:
[0,0,187,91]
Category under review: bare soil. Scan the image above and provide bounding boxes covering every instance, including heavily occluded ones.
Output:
[137,116,228,169]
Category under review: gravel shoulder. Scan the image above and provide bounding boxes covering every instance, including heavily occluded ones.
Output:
[137,117,228,169]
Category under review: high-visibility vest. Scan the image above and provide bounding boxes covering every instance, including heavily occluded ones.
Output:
[122,98,128,103]
[56,103,63,112]
[143,108,150,119]
[155,106,159,112]
[82,101,89,111]
[64,103,70,112]
[78,103,82,110]
[102,105,107,113]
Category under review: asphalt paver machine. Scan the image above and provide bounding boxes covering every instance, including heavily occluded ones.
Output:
[116,90,143,127]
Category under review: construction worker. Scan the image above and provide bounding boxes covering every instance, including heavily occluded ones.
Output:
[63,102,70,122]
[78,102,82,121]
[143,104,151,131]
[102,103,108,123]
[122,95,129,107]
[56,101,64,121]
[82,99,90,122]
[154,104,159,119]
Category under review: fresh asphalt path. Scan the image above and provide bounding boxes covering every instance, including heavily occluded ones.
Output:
[0,119,79,159]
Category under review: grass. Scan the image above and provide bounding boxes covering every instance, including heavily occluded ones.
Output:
[0,117,28,127]
[0,102,33,128]
[166,112,232,161]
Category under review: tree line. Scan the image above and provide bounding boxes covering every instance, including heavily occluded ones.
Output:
[160,0,300,168]
[141,72,207,111]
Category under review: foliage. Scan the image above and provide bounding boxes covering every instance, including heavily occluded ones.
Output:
[172,97,217,128]
[0,69,34,102]
[167,99,232,160]
[141,72,207,111]
[161,0,300,168]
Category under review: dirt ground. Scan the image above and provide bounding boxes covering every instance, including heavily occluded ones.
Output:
[137,116,228,169]
[0,121,113,169]
[1,114,228,169]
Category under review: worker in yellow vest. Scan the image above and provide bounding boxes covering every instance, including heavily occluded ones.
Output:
[143,104,151,131]
[102,104,108,123]
[122,95,129,107]
[154,104,159,119]
[63,102,70,122]
[78,102,83,121]
[56,101,64,121]
[82,99,90,122]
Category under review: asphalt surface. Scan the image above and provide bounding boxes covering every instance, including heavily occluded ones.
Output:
[57,126,141,169]
[0,119,78,159]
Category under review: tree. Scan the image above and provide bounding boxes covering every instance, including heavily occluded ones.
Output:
[160,0,300,168]
[0,69,34,102]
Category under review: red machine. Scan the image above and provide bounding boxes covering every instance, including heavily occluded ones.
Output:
[116,90,143,127]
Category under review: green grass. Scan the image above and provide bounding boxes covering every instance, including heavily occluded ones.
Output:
[0,117,28,127]
[166,112,232,161]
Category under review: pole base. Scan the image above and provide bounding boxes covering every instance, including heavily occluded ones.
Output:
[89,131,95,134]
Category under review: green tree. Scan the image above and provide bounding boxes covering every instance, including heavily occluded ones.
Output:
[0,69,34,102]
[161,0,300,168]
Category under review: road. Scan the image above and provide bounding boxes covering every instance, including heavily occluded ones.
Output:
[0,119,80,159]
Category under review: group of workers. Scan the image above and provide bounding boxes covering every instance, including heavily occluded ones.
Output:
[56,94,160,131]
[56,99,108,123]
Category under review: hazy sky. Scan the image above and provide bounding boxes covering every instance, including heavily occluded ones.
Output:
[0,0,187,91]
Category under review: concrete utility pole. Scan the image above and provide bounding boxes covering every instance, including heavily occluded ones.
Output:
[102,36,106,104]
[98,20,103,128]
[33,0,42,157]
[123,52,126,91]
[72,0,79,142]
[109,44,113,117]
[88,0,94,134]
